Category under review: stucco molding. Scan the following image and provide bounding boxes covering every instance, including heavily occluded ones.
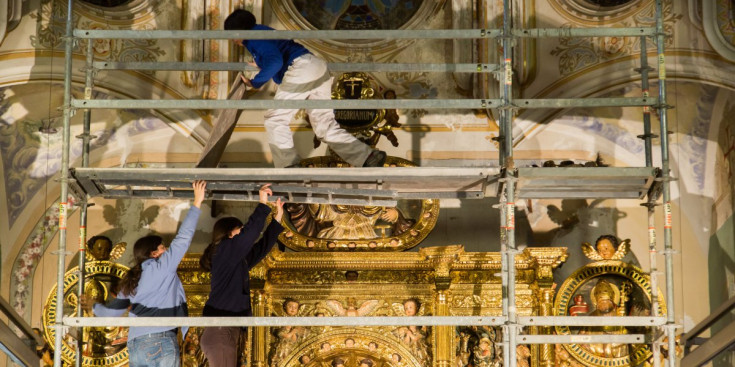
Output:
[702,0,735,62]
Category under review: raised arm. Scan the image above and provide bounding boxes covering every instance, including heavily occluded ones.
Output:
[222,184,278,263]
[159,180,206,271]
[247,198,285,268]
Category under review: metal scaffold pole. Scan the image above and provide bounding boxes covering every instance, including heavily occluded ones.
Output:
[54,0,74,366]
[73,38,95,367]
[653,0,677,365]
[638,34,663,367]
[500,0,518,365]
[638,36,655,167]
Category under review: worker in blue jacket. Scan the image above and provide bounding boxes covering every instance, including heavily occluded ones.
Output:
[81,180,207,367]
[224,9,386,168]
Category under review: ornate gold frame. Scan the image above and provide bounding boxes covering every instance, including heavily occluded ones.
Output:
[42,261,130,367]
[553,260,666,367]
[278,157,440,252]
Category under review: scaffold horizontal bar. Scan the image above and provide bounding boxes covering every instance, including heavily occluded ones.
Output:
[71,98,497,109]
[512,27,655,37]
[71,98,657,110]
[93,61,499,73]
[516,334,647,345]
[64,316,506,327]
[72,27,656,40]
[515,98,657,108]
[74,29,499,40]
[99,185,400,206]
[519,316,667,327]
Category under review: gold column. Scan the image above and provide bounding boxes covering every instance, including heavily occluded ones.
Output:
[433,252,454,367]
[251,289,267,367]
[434,288,452,367]
[539,288,555,367]
[250,262,268,367]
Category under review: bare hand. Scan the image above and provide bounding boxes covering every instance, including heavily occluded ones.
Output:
[192,180,207,208]
[275,198,285,222]
[380,208,399,223]
[240,74,254,88]
[79,294,95,314]
[259,183,273,204]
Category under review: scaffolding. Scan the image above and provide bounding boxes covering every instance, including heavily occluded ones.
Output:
[51,0,679,366]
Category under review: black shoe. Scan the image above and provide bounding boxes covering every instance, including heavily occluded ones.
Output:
[362,150,387,167]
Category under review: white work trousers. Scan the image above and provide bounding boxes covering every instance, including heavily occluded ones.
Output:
[264,54,373,168]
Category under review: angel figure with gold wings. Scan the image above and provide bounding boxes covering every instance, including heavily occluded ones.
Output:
[582,235,630,261]
[270,298,315,367]
[85,235,127,262]
[391,299,431,366]
[324,297,381,317]
[68,236,128,356]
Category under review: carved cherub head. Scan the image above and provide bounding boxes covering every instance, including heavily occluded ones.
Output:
[86,235,126,262]
[391,298,425,317]
[403,298,421,316]
[283,298,300,316]
[276,298,313,317]
[595,235,618,259]
[582,235,630,261]
[368,341,378,351]
[87,236,113,260]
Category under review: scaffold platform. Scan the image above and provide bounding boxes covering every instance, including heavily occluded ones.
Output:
[69,167,501,206]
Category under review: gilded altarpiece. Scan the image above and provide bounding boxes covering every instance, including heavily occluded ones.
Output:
[175,246,568,367]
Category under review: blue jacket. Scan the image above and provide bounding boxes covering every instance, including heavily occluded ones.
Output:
[203,204,284,316]
[243,24,311,89]
[94,206,201,341]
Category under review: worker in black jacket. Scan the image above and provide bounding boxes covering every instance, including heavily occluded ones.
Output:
[199,183,285,367]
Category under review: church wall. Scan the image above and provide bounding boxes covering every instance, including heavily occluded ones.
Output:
[0,0,733,365]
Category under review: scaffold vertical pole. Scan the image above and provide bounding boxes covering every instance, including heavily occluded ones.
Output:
[639,36,654,167]
[74,38,95,367]
[500,0,518,365]
[54,0,75,366]
[647,204,662,367]
[638,33,663,367]
[654,0,677,365]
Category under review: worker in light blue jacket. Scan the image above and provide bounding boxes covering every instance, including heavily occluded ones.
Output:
[81,180,207,367]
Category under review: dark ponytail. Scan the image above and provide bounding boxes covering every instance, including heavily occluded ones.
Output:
[200,217,243,271]
[120,235,162,296]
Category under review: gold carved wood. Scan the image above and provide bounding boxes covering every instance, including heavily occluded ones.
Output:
[246,245,567,367]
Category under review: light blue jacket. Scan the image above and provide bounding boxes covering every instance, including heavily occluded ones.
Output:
[94,206,200,341]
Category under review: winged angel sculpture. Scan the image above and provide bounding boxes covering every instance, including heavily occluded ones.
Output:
[581,235,630,261]
[270,299,316,367]
[391,299,431,365]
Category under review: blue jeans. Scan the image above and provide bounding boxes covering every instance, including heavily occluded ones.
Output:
[127,330,180,367]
